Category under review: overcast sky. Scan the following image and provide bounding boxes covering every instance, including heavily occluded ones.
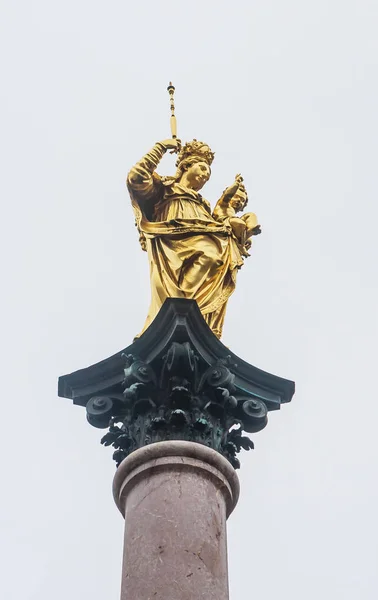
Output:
[1,1,377,598]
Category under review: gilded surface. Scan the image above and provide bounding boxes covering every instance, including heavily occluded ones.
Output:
[127,138,261,338]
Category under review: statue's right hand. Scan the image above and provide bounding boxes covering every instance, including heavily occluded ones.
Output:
[160,138,181,152]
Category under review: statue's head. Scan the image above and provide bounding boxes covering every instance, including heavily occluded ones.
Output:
[230,183,248,212]
[173,140,214,191]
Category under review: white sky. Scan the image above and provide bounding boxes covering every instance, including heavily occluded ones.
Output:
[1,0,377,598]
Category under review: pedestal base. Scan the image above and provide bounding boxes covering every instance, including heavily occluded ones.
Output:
[113,441,240,600]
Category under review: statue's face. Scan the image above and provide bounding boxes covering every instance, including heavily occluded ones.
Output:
[184,161,211,191]
[230,189,247,212]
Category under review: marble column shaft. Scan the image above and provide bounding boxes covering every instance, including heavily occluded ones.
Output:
[113,441,240,600]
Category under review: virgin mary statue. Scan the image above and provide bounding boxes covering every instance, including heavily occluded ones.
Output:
[127,138,259,339]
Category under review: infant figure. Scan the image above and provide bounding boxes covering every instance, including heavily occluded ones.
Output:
[212,175,261,251]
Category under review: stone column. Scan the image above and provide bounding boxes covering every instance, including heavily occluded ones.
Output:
[113,441,240,600]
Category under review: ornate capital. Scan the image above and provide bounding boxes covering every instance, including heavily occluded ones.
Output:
[58,299,294,469]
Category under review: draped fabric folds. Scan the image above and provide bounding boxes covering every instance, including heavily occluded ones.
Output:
[127,143,244,338]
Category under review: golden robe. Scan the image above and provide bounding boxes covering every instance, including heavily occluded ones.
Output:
[127,143,245,338]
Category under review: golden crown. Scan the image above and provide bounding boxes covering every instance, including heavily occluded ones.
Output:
[176,139,215,167]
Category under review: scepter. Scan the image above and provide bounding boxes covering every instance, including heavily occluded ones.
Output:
[167,82,177,140]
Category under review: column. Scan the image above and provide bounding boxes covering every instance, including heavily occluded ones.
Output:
[113,441,240,600]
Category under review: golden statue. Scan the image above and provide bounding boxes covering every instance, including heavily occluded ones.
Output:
[127,84,261,339]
